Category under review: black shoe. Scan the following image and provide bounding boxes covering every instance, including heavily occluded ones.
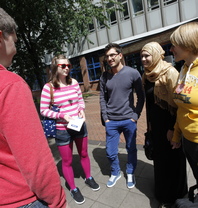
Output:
[70,187,85,204]
[85,177,100,191]
[159,203,173,208]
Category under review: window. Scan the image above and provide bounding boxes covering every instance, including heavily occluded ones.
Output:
[88,20,95,33]
[131,0,144,17]
[147,0,159,11]
[86,56,101,81]
[118,0,130,21]
[70,67,83,83]
[97,7,106,30]
[163,0,177,6]
[97,19,105,30]
[107,2,117,25]
[70,59,83,83]
[125,52,144,75]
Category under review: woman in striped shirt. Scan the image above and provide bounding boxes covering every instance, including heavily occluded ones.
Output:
[40,54,100,205]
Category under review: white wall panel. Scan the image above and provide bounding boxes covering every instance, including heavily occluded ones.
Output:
[87,33,98,49]
[180,0,198,21]
[107,24,120,42]
[162,3,180,26]
[119,20,133,39]
[81,39,89,51]
[146,9,162,31]
[97,29,109,46]
[132,15,147,35]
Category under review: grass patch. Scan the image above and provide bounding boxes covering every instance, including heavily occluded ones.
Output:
[82,92,94,99]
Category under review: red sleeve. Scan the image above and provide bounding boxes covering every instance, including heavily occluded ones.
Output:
[1,80,66,208]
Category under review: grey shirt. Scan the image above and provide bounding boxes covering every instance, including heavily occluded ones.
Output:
[100,66,145,122]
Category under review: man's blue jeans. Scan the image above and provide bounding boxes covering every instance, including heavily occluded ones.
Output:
[105,119,137,175]
[18,200,48,208]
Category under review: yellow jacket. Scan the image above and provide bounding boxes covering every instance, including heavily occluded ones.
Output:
[172,58,198,143]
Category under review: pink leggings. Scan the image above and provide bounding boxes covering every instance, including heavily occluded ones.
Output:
[58,137,91,190]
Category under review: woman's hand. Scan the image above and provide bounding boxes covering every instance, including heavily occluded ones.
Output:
[78,110,86,120]
[63,114,73,122]
[171,141,181,149]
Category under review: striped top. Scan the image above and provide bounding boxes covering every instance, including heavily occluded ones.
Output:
[40,80,85,130]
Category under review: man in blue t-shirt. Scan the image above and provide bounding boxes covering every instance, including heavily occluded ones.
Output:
[100,43,145,189]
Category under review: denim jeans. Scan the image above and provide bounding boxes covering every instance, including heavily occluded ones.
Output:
[105,119,137,175]
[18,200,49,208]
[55,122,88,146]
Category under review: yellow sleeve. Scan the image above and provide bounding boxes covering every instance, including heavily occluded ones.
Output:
[172,120,182,143]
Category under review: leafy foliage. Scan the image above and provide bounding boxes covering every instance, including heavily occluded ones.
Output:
[0,0,122,89]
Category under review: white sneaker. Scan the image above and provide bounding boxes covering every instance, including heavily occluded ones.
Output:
[127,174,135,189]
[107,173,121,188]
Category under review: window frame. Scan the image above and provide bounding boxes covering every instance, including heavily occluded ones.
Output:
[131,0,144,17]
[163,0,177,6]
[147,0,159,11]
[107,2,117,26]
[119,0,130,21]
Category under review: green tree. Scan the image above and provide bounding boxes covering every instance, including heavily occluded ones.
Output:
[0,0,122,89]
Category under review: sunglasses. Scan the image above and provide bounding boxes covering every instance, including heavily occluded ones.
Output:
[57,64,71,69]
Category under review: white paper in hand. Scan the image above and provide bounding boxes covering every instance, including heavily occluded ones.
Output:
[67,117,85,131]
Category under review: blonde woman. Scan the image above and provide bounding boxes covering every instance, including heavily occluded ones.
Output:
[170,22,198,192]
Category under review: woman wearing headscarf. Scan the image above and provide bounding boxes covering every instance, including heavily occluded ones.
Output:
[141,42,187,208]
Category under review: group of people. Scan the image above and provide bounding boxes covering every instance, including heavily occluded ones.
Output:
[1,6,198,208]
[100,22,198,208]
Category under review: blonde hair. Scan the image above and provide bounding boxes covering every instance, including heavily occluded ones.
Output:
[170,22,198,55]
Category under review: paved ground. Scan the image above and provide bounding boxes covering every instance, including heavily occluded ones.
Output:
[48,91,195,208]
[84,91,146,148]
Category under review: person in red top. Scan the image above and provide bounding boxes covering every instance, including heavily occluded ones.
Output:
[0,7,67,208]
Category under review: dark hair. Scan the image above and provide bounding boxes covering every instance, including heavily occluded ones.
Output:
[0,8,17,38]
[50,54,72,88]
[104,43,122,54]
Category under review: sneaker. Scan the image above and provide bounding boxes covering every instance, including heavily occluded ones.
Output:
[85,177,100,191]
[127,174,135,189]
[107,173,121,188]
[70,187,85,204]
[159,203,173,208]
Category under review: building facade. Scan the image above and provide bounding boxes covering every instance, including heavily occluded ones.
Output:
[54,0,198,92]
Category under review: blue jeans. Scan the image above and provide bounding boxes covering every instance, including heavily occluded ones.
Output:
[18,200,49,208]
[105,119,137,175]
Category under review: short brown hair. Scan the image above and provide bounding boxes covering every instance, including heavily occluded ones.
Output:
[104,43,122,54]
[0,8,17,38]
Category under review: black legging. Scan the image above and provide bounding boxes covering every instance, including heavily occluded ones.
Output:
[183,137,198,186]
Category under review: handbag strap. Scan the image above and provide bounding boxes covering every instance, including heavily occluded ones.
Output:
[49,83,54,108]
